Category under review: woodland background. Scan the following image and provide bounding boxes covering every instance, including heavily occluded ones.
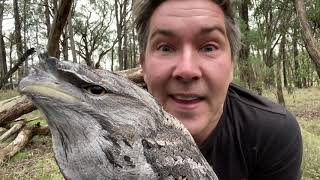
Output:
[0,0,319,97]
[0,0,319,179]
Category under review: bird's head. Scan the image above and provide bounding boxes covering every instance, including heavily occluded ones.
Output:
[18,55,163,178]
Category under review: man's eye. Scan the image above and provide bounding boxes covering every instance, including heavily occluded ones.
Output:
[200,44,217,52]
[157,44,173,53]
[83,85,107,95]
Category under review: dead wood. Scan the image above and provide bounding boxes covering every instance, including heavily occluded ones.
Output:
[0,95,36,127]
[0,126,33,164]
[0,121,25,142]
[0,127,7,136]
[0,48,36,89]
[0,124,50,164]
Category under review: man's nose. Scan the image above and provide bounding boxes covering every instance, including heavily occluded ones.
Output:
[172,49,201,82]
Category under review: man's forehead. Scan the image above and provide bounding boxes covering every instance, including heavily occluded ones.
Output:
[153,0,225,19]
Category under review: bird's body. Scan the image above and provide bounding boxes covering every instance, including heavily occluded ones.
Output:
[18,56,218,180]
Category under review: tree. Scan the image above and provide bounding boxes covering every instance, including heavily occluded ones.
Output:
[67,5,77,63]
[238,0,257,90]
[73,0,115,68]
[0,0,7,87]
[13,0,24,81]
[47,0,73,57]
[295,0,320,78]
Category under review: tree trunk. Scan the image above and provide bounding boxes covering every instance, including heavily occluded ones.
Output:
[13,0,24,81]
[295,0,320,78]
[9,39,13,89]
[67,9,77,63]
[47,0,73,57]
[293,27,302,88]
[111,47,114,71]
[23,0,29,76]
[123,0,128,70]
[115,0,124,70]
[277,35,285,106]
[238,0,256,89]
[131,26,137,68]
[62,27,69,60]
[0,0,7,86]
[44,0,51,37]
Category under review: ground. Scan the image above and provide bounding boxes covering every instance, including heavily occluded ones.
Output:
[0,87,319,180]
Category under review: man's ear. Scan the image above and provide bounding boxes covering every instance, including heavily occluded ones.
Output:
[139,54,145,68]
[229,61,234,83]
[139,54,148,83]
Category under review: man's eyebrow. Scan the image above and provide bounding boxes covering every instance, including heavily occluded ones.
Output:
[150,29,176,40]
[199,26,226,36]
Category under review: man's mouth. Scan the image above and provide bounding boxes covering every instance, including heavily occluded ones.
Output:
[170,94,204,104]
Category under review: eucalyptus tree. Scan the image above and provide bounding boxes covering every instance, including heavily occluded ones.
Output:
[0,0,7,85]
[295,0,320,78]
[73,0,115,68]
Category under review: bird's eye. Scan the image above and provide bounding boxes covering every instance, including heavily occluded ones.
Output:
[83,85,107,95]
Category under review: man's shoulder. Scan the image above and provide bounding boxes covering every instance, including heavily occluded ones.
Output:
[225,83,300,148]
[225,83,298,135]
[227,83,287,116]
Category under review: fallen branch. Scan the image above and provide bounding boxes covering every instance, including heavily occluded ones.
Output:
[0,127,7,136]
[0,124,50,165]
[0,48,36,89]
[0,126,33,164]
[0,121,25,142]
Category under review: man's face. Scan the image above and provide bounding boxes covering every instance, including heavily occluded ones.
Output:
[141,0,233,145]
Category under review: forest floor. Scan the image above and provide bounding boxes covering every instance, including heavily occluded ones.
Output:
[0,87,319,180]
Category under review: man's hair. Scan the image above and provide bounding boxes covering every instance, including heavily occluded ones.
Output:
[133,0,241,60]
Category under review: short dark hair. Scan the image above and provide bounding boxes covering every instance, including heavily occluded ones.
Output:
[133,0,241,60]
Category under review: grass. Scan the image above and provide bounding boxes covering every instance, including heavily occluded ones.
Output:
[0,87,320,179]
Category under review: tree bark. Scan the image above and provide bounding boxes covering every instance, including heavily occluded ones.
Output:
[293,27,302,88]
[13,0,24,81]
[277,35,286,106]
[67,9,77,63]
[238,0,256,89]
[295,0,320,78]
[44,0,51,37]
[62,27,69,60]
[0,0,7,86]
[0,121,25,142]
[0,95,36,127]
[0,124,50,165]
[47,0,73,57]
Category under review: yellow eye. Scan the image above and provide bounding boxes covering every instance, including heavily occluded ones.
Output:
[83,85,107,95]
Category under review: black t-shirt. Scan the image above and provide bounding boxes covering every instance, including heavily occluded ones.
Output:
[200,83,302,180]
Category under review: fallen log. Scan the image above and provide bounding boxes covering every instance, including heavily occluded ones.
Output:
[0,121,25,142]
[0,124,50,164]
[0,96,36,127]
[0,126,33,164]
[0,127,7,136]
